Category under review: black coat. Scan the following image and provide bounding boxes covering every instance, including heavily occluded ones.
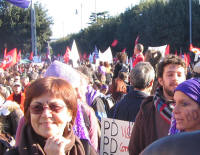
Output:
[108,88,148,122]
[141,131,200,155]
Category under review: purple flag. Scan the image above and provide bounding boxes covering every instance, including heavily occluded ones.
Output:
[6,0,31,8]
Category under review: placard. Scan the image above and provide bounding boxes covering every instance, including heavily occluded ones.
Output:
[100,118,134,155]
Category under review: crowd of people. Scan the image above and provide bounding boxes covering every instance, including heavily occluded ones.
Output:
[0,43,200,155]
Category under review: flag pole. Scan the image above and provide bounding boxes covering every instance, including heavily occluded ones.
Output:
[31,0,37,56]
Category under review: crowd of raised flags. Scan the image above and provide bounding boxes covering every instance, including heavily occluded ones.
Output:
[2,0,199,70]
[1,37,200,72]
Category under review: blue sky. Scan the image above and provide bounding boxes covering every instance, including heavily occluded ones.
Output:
[38,0,140,39]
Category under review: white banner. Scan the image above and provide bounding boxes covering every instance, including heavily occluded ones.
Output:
[148,45,167,57]
[100,118,134,155]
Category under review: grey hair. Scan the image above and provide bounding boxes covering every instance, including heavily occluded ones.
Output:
[130,62,155,89]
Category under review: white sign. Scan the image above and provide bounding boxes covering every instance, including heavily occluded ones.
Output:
[100,118,134,155]
[148,45,167,57]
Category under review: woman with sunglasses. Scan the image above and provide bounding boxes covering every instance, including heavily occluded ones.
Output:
[169,78,200,135]
[5,77,96,155]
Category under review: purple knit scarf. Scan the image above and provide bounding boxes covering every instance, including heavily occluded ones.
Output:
[73,100,90,143]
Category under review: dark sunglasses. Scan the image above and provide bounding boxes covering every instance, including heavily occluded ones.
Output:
[30,103,66,114]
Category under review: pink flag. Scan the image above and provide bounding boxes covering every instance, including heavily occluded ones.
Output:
[165,45,170,55]
[135,36,139,45]
[121,48,126,53]
[3,48,7,60]
[111,39,118,47]
[64,46,70,63]
[29,51,33,61]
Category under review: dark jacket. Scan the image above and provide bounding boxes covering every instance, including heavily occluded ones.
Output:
[128,96,170,155]
[108,88,148,122]
[0,133,15,155]
[5,123,97,155]
[141,131,200,155]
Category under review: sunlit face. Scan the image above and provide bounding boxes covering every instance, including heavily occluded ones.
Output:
[30,94,72,138]
[14,76,20,82]
[173,91,200,132]
[9,78,14,86]
[13,85,22,94]
[158,64,186,100]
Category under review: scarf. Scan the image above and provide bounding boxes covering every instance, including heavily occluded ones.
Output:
[168,113,180,135]
[18,123,85,155]
[153,87,174,124]
[86,85,100,106]
[73,101,90,143]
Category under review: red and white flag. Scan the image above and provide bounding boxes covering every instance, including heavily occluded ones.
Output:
[1,48,17,69]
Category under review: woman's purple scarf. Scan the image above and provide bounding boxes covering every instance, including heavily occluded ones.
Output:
[86,85,100,106]
[168,113,180,135]
[73,100,90,143]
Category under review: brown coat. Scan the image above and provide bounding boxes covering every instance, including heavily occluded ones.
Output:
[128,96,170,155]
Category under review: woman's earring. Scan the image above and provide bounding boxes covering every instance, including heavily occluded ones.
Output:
[67,122,71,131]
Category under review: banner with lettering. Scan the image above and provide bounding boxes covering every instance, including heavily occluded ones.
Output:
[100,118,134,155]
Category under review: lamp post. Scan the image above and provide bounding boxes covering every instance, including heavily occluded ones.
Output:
[31,0,37,56]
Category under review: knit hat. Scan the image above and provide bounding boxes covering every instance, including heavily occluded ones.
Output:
[175,78,200,104]
[44,60,80,88]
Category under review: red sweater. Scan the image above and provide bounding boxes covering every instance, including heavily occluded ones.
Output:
[132,53,144,68]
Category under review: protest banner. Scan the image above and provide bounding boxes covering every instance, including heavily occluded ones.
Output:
[100,118,134,155]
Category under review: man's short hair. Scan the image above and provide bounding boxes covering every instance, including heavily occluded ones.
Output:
[130,62,155,89]
[156,54,187,78]
[136,44,144,53]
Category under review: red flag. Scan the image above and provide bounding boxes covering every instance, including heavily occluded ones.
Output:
[189,44,193,51]
[3,48,7,60]
[165,45,170,55]
[175,50,178,56]
[184,53,189,67]
[3,48,17,69]
[135,36,139,46]
[121,48,126,53]
[17,50,21,63]
[83,53,87,60]
[111,39,118,47]
[64,46,70,63]
[29,52,33,61]
[189,44,200,55]
[187,53,191,65]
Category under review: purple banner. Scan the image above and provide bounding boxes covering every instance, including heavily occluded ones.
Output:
[6,0,31,8]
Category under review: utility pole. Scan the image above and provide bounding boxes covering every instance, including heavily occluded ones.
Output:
[81,3,83,30]
[189,0,192,44]
[95,0,97,22]
[31,0,37,56]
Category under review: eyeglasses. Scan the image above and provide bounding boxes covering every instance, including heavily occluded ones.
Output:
[30,103,66,114]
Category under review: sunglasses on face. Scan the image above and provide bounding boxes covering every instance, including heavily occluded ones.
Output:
[30,102,66,114]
